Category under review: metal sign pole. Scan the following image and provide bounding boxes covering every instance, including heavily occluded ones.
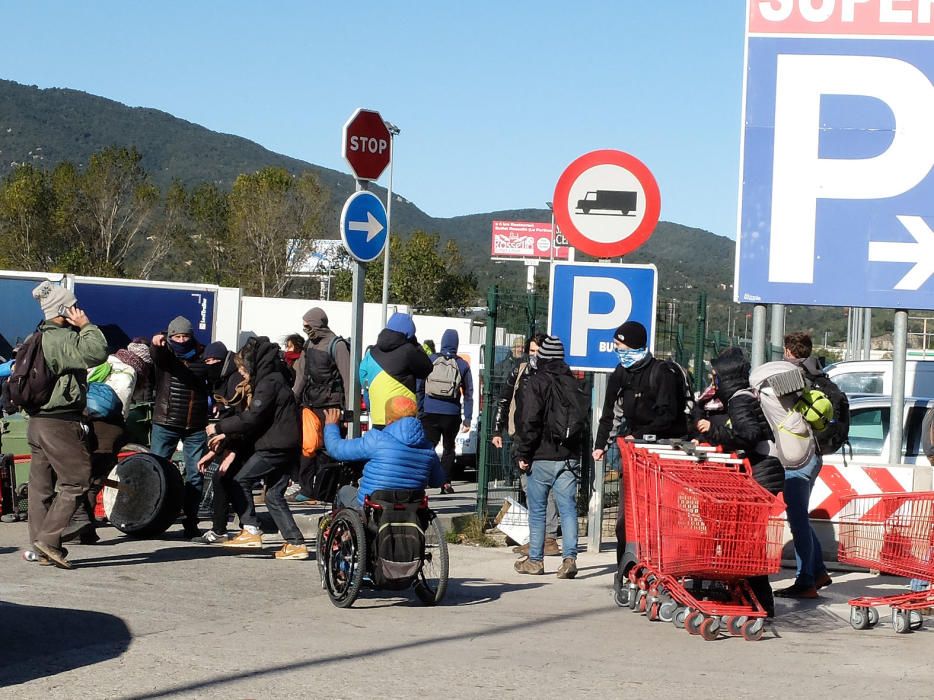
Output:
[750,304,768,368]
[889,309,908,465]
[588,373,608,553]
[380,123,399,328]
[863,307,872,359]
[769,303,785,361]
[348,179,368,438]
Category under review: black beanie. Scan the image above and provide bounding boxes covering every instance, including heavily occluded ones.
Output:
[614,321,647,349]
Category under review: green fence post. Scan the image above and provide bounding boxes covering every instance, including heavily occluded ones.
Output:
[476,285,499,519]
[693,292,707,393]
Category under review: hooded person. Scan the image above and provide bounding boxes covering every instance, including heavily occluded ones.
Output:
[206,336,307,559]
[694,346,783,617]
[149,316,210,538]
[416,329,474,495]
[358,312,433,429]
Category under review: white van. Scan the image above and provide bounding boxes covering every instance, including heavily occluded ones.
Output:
[824,360,934,398]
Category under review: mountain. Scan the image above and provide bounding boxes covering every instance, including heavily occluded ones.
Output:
[0,79,736,303]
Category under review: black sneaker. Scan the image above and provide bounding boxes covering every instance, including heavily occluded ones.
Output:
[774,582,818,599]
[183,524,202,539]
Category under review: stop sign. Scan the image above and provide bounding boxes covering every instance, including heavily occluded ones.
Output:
[342,108,392,181]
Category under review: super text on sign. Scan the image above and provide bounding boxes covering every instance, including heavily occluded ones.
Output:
[342,108,392,181]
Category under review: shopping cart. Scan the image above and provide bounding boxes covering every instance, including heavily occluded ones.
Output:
[615,439,783,641]
[838,492,934,633]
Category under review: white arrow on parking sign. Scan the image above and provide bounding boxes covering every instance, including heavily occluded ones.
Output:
[868,215,934,291]
[349,212,384,242]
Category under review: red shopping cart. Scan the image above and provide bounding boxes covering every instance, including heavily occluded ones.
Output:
[838,492,934,633]
[616,439,783,641]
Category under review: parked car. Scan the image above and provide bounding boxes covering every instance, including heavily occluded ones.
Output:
[825,395,934,467]
[825,359,934,398]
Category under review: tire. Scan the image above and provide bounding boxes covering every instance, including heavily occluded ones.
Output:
[850,606,870,631]
[414,514,449,605]
[316,513,331,590]
[658,600,679,624]
[909,610,924,631]
[867,607,880,627]
[614,570,631,608]
[726,615,749,636]
[103,452,184,538]
[686,611,705,635]
[699,616,720,641]
[324,509,367,608]
[741,618,765,642]
[892,609,912,634]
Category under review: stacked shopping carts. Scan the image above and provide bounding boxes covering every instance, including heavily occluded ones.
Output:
[838,492,934,634]
[615,439,784,641]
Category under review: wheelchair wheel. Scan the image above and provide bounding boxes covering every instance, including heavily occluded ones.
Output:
[323,509,367,608]
[414,514,449,605]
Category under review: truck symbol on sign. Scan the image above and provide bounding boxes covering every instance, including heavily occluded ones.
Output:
[576,190,637,216]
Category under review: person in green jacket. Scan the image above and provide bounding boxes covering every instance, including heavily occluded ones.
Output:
[25,280,108,570]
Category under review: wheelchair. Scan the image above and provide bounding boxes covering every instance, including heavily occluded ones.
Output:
[317,488,450,609]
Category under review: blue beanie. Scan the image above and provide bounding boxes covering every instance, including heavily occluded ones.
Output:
[386,312,416,339]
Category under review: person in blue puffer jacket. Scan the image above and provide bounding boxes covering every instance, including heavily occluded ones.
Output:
[323,396,445,508]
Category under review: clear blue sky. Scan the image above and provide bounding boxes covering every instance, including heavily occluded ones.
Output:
[1,2,746,237]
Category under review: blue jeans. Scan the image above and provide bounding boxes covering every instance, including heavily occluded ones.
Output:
[150,423,207,526]
[526,459,579,561]
[783,454,826,587]
[231,450,304,545]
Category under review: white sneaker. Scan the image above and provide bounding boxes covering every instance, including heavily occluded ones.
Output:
[193,530,229,544]
[284,482,302,498]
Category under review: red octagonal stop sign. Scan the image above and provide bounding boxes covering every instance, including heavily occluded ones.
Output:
[342,108,392,181]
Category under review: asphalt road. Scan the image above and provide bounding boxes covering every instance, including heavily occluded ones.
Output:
[1,517,933,699]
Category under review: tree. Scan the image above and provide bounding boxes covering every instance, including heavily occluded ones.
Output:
[228,167,327,296]
[187,182,232,286]
[139,180,190,280]
[332,230,478,314]
[0,164,63,270]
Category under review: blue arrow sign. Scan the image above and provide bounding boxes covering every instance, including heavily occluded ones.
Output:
[549,262,657,372]
[340,191,388,263]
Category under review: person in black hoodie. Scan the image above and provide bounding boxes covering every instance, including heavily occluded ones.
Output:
[695,346,784,617]
[206,337,307,560]
[512,336,582,580]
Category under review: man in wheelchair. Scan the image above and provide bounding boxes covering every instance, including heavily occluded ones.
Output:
[322,396,446,509]
[319,397,449,607]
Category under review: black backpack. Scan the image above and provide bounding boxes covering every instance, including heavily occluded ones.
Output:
[8,329,56,414]
[545,373,589,442]
[648,359,694,436]
[808,373,850,455]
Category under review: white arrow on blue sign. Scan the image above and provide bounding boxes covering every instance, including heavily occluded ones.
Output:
[548,262,657,373]
[340,191,388,263]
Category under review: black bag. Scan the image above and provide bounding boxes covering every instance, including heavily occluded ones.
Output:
[8,329,55,414]
[368,490,426,589]
[545,373,589,442]
[649,359,694,436]
[808,373,850,455]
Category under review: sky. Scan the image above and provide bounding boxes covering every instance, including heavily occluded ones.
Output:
[0,2,747,238]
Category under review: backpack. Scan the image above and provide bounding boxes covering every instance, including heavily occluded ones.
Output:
[425,355,462,400]
[749,361,817,469]
[806,374,850,455]
[8,329,56,414]
[85,382,122,419]
[368,496,426,589]
[545,373,589,442]
[506,361,529,437]
[648,359,695,435]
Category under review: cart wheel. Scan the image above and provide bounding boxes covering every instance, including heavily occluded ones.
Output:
[686,611,705,635]
[638,591,648,613]
[850,606,870,631]
[648,601,661,621]
[673,607,689,629]
[628,586,640,611]
[741,618,765,642]
[615,584,631,608]
[867,607,880,627]
[909,610,924,631]
[892,610,912,634]
[700,616,720,641]
[659,600,679,624]
[727,615,749,636]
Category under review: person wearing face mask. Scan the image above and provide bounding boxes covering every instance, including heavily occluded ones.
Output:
[150,316,210,538]
[491,333,560,556]
[291,307,351,501]
[592,321,686,564]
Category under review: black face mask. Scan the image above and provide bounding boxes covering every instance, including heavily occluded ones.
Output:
[205,362,223,383]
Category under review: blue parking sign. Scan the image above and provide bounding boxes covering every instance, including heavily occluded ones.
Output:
[548,263,657,372]
[340,191,388,263]
[737,11,934,310]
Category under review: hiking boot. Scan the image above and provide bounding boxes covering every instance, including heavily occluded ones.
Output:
[556,557,578,579]
[193,530,229,544]
[513,538,560,557]
[33,541,73,570]
[774,582,818,599]
[514,557,544,575]
[513,543,530,556]
[223,529,263,548]
[815,572,833,589]
[275,543,310,560]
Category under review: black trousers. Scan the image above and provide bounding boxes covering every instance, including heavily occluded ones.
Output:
[420,413,460,482]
